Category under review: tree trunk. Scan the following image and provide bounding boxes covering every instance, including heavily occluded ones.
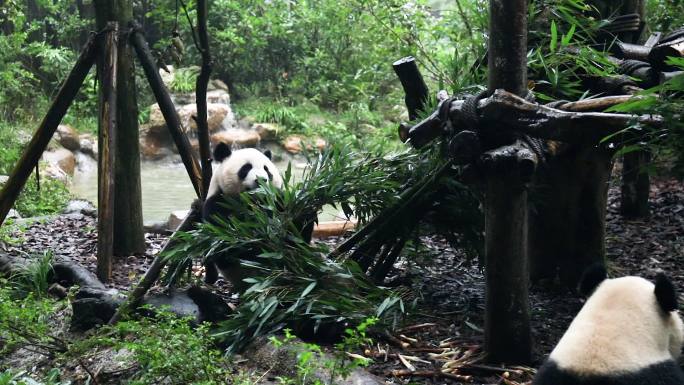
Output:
[97,23,118,282]
[483,0,532,364]
[94,0,146,255]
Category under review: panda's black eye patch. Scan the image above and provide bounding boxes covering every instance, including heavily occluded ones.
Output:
[264,165,273,181]
[238,163,252,180]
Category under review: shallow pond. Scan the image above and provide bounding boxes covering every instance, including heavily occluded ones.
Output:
[70,153,344,224]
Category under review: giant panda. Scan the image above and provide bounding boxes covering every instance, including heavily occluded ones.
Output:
[201,143,284,287]
[533,265,684,385]
[201,142,315,289]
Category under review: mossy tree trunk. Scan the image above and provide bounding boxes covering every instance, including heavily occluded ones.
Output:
[94,0,146,255]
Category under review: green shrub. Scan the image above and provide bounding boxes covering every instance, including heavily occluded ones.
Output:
[13,176,71,218]
[96,309,235,385]
[169,66,200,94]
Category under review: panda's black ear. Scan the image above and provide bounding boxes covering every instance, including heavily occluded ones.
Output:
[578,263,607,297]
[213,142,232,162]
[263,149,272,160]
[655,273,678,312]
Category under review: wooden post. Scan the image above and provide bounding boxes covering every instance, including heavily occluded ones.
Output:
[97,22,118,282]
[0,34,97,227]
[94,1,146,256]
[483,0,532,363]
[129,26,203,198]
[196,0,213,200]
[393,57,430,121]
[621,150,650,218]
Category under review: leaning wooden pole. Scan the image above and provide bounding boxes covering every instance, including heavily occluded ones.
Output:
[196,0,213,199]
[97,22,119,282]
[0,34,98,227]
[129,24,203,198]
[109,205,201,324]
[483,0,532,363]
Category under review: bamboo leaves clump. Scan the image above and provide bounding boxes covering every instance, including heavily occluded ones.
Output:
[163,145,482,351]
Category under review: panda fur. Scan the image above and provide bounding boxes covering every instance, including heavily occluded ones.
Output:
[202,143,283,287]
[533,265,684,385]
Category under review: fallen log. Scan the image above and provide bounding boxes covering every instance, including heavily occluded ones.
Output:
[477,90,663,143]
[312,220,357,238]
[403,90,662,148]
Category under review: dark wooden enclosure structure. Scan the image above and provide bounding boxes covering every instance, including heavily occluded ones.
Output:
[393,0,682,363]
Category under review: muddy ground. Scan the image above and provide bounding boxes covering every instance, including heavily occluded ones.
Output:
[2,175,683,384]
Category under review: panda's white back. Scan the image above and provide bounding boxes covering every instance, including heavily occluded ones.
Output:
[550,276,683,375]
[533,272,684,385]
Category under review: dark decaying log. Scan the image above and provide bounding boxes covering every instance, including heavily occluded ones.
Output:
[393,57,430,122]
[130,25,202,198]
[403,91,661,149]
[0,33,98,227]
[610,42,651,61]
[649,37,684,69]
[480,139,538,181]
[97,22,118,282]
[477,90,662,144]
[551,95,636,112]
[53,261,107,290]
[484,0,531,364]
[195,0,213,200]
[661,71,684,84]
[109,205,201,325]
[644,32,662,48]
[404,103,443,148]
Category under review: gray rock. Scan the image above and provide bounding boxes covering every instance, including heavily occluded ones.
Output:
[55,124,80,151]
[245,337,384,385]
[253,123,281,141]
[0,175,8,184]
[79,133,98,158]
[144,221,171,234]
[42,148,76,176]
[6,209,20,219]
[63,200,96,217]
[168,209,190,231]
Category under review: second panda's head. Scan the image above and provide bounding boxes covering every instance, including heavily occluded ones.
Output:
[208,143,283,197]
[548,265,684,375]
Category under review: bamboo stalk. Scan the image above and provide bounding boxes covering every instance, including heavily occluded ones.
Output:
[96,22,118,282]
[0,33,98,227]
[108,205,201,324]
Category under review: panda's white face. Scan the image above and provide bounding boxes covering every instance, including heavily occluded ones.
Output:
[549,275,684,375]
[207,146,283,197]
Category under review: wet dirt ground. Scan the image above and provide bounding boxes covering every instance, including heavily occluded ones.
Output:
[2,175,683,384]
